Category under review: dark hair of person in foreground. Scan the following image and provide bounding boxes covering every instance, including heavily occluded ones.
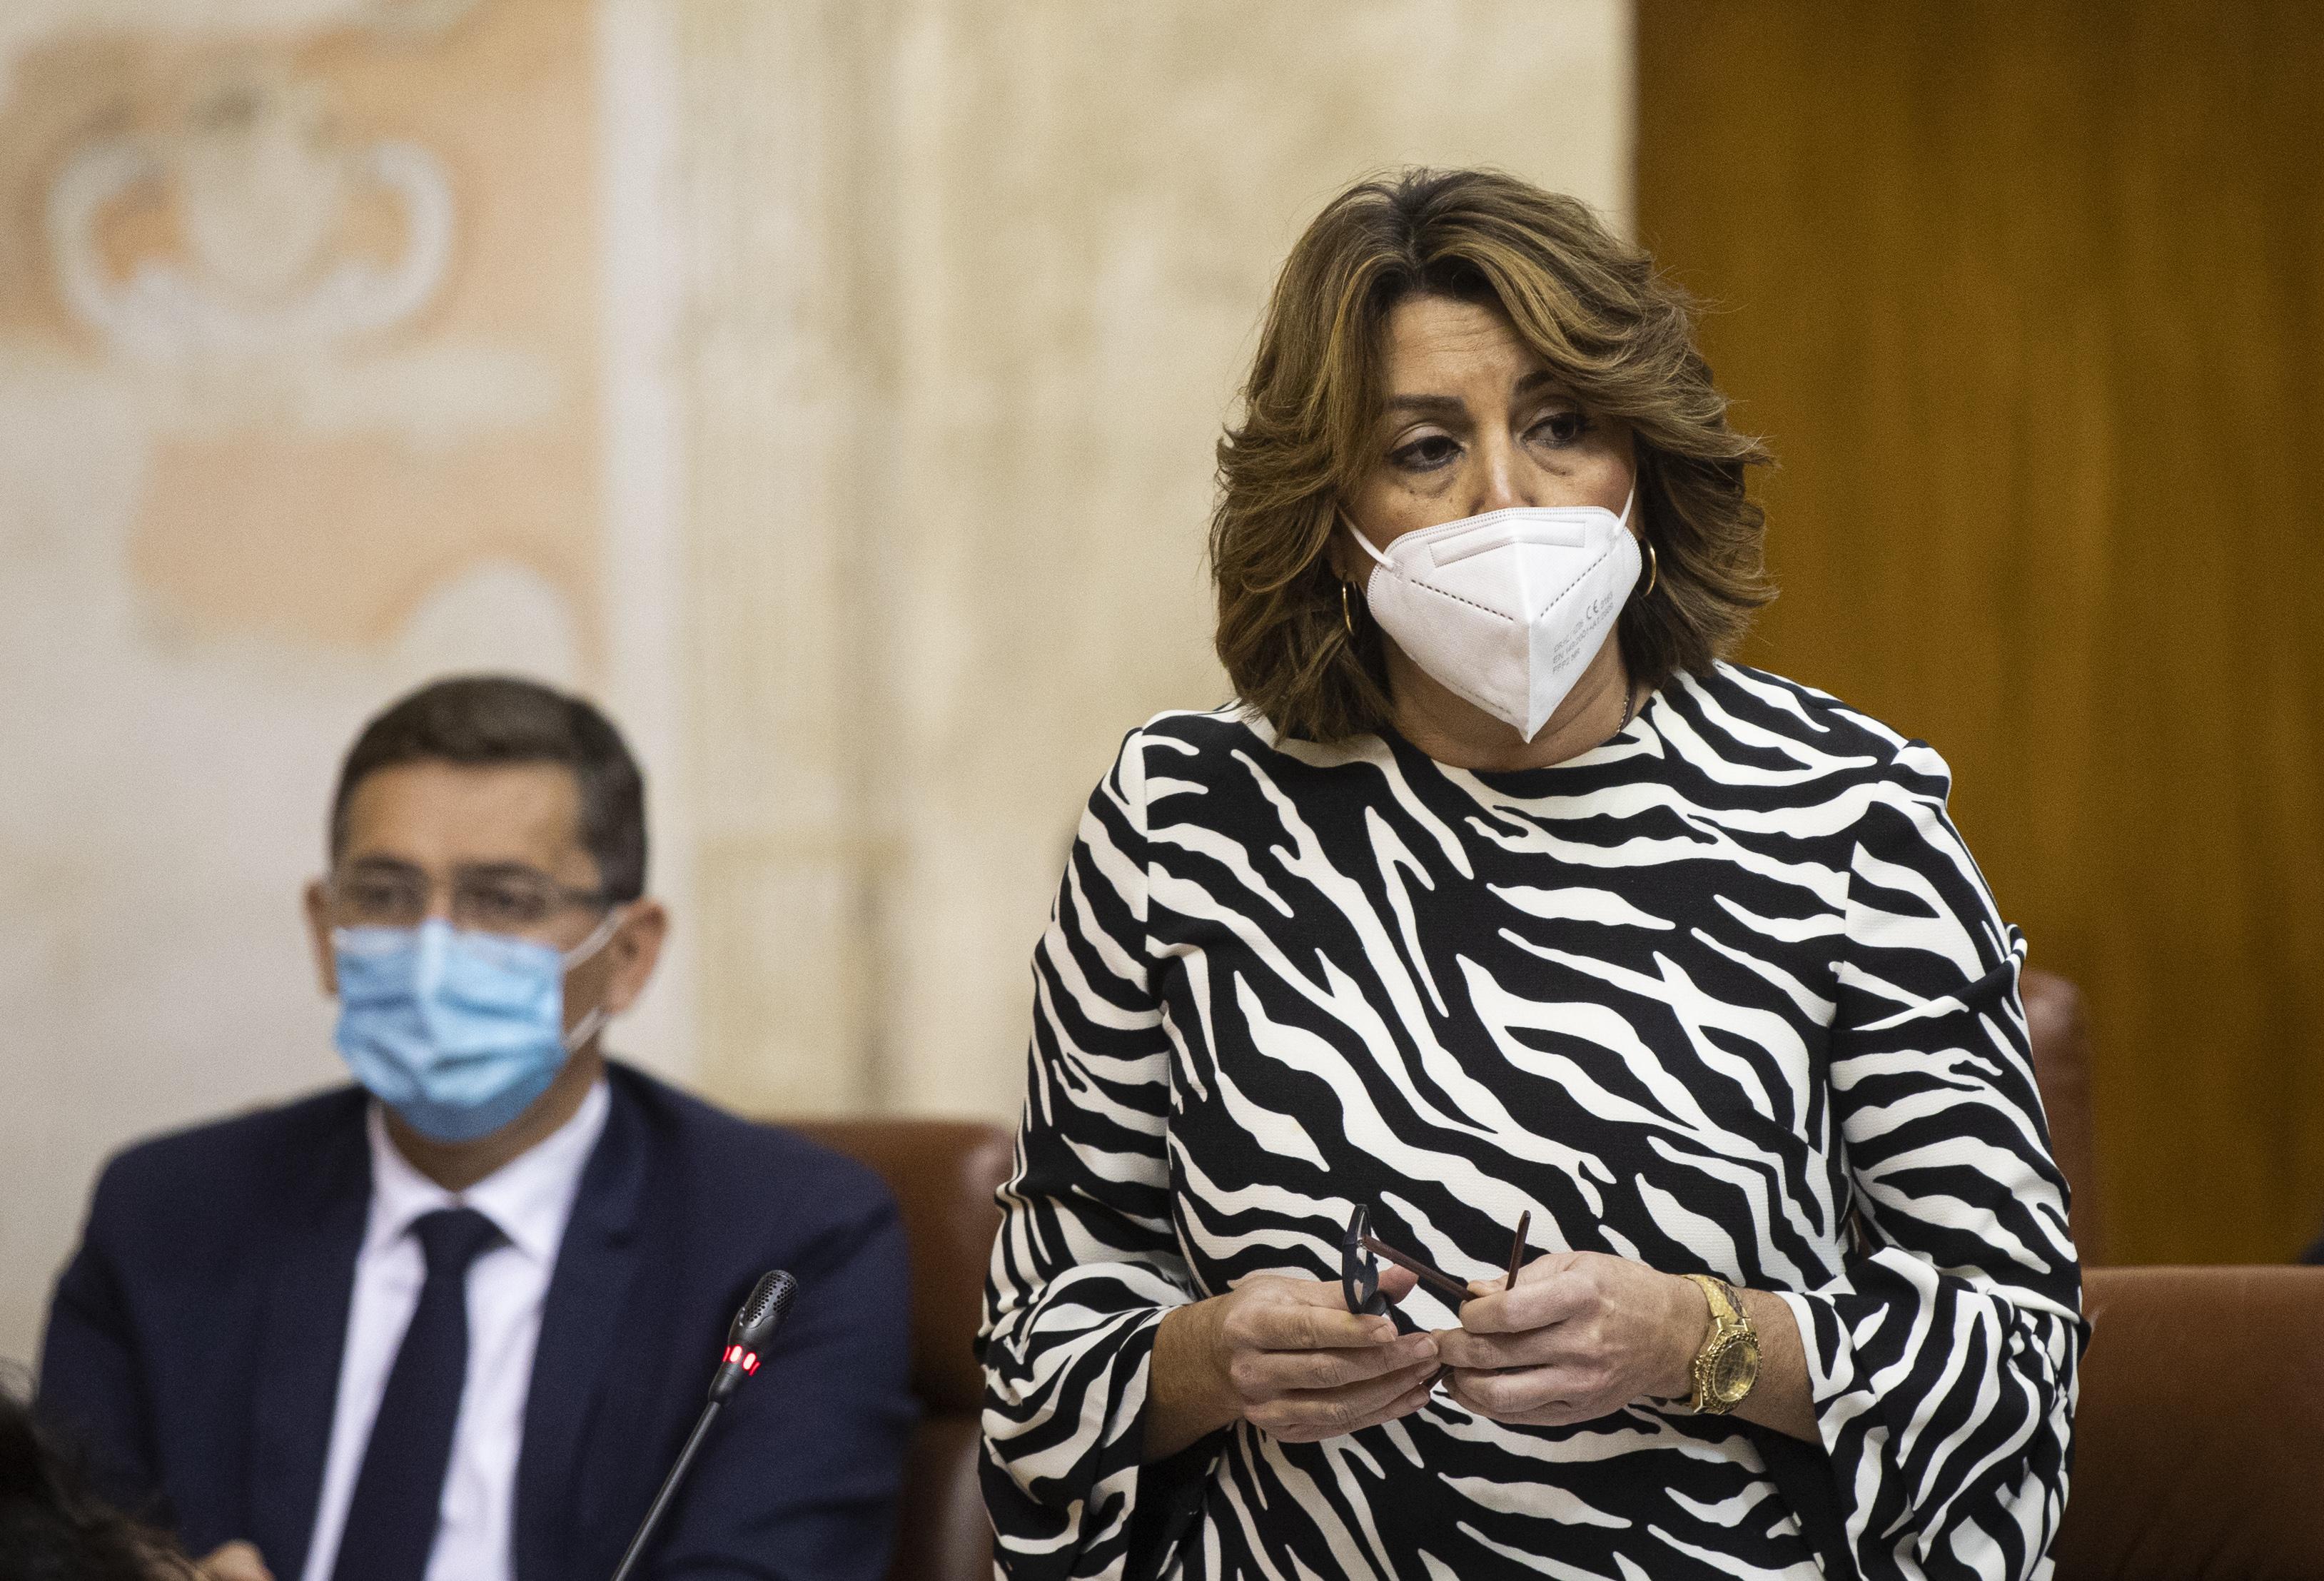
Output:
[0,1380,191,1580]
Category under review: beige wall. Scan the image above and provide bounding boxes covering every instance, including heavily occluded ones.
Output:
[0,0,1630,1367]
[671,0,1636,1119]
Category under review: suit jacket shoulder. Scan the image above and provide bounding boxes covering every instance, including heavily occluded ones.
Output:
[80,1086,371,1256]
[607,1064,899,1235]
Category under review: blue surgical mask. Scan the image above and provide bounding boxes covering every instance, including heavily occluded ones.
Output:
[330,911,624,1143]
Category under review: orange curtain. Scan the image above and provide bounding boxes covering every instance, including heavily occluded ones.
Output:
[1637,0,2324,1263]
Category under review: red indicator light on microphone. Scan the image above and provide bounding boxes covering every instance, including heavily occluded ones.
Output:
[741,1351,759,1374]
[722,1344,742,1364]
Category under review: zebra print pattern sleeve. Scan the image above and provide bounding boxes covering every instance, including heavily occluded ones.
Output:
[979,725,1188,1580]
[1779,739,2083,1581]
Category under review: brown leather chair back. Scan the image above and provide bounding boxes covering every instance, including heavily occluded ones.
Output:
[2053,1265,2324,1579]
[2022,967,2106,1265]
[2018,976,2324,1574]
[791,1118,1014,1581]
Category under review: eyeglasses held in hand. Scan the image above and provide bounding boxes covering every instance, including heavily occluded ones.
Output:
[1341,1203,1532,1316]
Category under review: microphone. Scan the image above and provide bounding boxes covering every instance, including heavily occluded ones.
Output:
[709,1267,797,1401]
[610,1270,799,1581]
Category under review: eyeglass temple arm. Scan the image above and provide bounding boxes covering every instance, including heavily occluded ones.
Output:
[1358,1236,1474,1304]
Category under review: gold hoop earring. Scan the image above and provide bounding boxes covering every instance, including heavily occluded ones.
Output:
[1341,581,1357,639]
[1640,539,1659,600]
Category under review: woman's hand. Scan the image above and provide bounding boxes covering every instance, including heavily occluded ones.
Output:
[1146,1266,1439,1458]
[1433,1251,1703,1428]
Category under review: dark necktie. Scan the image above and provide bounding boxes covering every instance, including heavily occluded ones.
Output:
[332,1206,505,1581]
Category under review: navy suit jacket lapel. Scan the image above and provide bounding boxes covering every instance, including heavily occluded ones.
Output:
[247,1098,371,1580]
[513,1073,651,1581]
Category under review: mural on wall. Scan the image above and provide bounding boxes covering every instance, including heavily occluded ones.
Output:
[48,69,456,358]
[8,0,598,670]
[0,0,614,1364]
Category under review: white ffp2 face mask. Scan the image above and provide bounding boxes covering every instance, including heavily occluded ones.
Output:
[1350,488,1640,742]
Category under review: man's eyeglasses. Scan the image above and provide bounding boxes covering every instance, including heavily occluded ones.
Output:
[1341,1203,1532,1317]
[328,862,613,936]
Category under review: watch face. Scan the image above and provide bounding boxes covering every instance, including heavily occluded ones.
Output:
[1709,1335,1761,1405]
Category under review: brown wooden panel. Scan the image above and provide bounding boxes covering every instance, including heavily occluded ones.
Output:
[1637,0,2324,1263]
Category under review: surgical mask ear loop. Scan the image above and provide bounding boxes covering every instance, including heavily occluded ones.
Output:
[562,1005,612,1054]
[560,904,629,1052]
[563,904,628,967]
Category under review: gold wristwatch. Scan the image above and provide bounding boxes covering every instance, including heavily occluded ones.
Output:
[1675,1273,1759,1415]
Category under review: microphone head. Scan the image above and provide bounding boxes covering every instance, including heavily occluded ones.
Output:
[728,1269,797,1350]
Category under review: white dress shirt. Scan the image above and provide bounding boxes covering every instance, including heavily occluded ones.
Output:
[300,1080,610,1581]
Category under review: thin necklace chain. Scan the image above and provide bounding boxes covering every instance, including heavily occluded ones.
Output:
[1611,678,1639,739]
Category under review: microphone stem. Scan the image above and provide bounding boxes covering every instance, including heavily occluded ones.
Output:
[610,1397,723,1581]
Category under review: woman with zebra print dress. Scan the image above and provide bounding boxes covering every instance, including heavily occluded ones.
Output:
[979,168,2083,1581]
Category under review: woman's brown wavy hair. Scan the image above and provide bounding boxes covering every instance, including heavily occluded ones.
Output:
[1210,167,1772,742]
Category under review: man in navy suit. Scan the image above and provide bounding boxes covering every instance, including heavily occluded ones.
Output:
[39,677,913,1581]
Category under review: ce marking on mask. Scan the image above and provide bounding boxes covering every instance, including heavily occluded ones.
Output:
[1546,589,1617,674]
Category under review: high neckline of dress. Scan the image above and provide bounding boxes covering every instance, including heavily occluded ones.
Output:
[1377,686,1659,794]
